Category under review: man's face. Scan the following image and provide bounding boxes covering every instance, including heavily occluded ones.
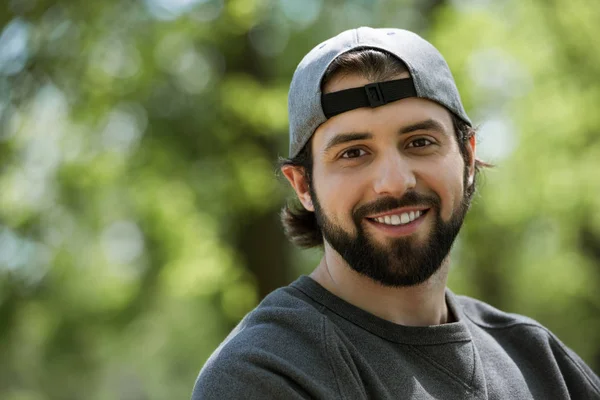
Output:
[308,73,475,287]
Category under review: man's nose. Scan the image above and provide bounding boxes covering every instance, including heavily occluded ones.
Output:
[371,153,417,197]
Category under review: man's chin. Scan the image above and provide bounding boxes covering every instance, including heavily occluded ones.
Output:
[366,230,427,251]
[353,262,441,289]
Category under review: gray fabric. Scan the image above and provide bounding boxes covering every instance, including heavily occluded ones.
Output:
[288,27,472,158]
[192,276,600,400]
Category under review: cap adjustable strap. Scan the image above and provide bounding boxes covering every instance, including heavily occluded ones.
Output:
[321,78,417,119]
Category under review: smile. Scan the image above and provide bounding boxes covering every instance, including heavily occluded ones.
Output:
[372,210,424,226]
[365,209,430,237]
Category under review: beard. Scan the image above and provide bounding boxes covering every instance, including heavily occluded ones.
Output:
[311,187,470,288]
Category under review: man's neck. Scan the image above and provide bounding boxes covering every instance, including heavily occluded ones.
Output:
[309,248,451,327]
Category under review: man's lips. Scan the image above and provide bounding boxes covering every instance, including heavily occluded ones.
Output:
[365,208,429,236]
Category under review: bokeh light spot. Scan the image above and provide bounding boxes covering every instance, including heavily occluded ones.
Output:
[0,18,31,76]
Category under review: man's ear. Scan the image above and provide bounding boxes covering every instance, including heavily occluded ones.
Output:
[467,135,476,187]
[281,165,314,212]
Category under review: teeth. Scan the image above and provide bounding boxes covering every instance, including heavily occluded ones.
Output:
[374,210,424,226]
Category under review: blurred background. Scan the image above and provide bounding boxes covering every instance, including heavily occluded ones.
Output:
[0,0,599,398]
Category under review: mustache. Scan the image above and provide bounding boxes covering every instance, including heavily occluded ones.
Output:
[353,191,441,221]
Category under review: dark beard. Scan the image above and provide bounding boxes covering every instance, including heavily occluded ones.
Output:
[311,189,469,288]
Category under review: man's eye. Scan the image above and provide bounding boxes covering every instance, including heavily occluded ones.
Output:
[408,138,433,148]
[341,148,367,159]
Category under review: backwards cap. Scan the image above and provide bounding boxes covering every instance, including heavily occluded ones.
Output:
[288,26,471,158]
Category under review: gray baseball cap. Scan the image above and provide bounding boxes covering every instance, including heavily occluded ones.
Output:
[288,26,471,158]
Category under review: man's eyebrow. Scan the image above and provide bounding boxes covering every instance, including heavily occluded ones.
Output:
[399,119,447,135]
[323,132,372,154]
[322,119,446,154]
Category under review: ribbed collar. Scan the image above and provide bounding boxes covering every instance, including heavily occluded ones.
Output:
[291,275,472,345]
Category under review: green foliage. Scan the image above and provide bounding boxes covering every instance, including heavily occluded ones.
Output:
[0,0,598,398]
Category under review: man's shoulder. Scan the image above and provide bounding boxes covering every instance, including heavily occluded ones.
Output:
[213,284,328,361]
[454,292,566,350]
[454,293,594,375]
[454,293,544,332]
[455,293,600,396]
[192,284,340,399]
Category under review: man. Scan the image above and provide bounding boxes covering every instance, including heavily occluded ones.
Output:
[192,27,600,399]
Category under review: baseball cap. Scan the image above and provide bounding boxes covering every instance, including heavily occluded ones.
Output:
[288,26,471,158]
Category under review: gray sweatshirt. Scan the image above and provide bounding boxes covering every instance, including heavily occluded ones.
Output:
[192,276,600,399]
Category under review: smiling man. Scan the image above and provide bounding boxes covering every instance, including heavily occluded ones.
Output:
[192,27,600,399]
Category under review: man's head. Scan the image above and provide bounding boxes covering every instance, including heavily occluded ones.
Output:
[280,27,488,287]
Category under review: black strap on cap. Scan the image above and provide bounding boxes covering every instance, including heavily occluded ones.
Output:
[321,78,417,118]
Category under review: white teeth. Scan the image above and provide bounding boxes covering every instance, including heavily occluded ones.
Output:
[400,213,410,224]
[373,210,424,226]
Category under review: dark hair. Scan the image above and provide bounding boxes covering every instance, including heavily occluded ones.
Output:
[280,49,491,248]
